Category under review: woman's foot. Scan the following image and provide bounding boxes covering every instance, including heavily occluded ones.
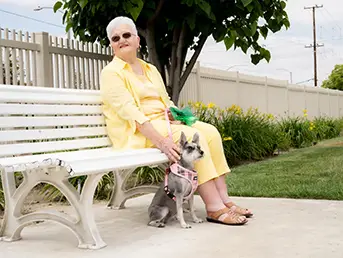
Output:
[224,202,253,218]
[206,207,248,225]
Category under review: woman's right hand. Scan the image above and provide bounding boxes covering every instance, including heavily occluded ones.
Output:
[158,137,181,163]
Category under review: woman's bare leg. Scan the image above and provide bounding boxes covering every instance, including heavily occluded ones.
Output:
[197,179,247,223]
[214,174,253,216]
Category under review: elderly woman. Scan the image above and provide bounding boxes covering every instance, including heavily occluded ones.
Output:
[100,16,253,226]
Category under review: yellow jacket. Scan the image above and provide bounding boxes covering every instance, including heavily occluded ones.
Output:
[100,56,175,149]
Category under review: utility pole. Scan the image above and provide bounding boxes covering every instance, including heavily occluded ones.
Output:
[304,4,324,87]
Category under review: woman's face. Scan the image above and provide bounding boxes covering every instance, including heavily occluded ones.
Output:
[110,24,140,60]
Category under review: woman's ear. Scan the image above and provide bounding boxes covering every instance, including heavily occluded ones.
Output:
[136,35,140,49]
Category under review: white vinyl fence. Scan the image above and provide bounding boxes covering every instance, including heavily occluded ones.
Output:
[1,28,342,119]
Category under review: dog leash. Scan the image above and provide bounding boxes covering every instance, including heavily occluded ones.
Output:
[164,108,173,141]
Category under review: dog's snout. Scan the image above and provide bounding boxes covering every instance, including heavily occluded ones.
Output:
[200,150,204,155]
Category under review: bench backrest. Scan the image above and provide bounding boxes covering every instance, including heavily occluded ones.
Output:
[0,85,112,158]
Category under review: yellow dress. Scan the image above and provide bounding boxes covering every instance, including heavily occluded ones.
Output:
[100,56,231,185]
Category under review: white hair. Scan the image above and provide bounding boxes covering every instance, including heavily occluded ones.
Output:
[106,16,138,41]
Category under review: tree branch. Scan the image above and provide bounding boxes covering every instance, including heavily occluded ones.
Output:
[146,26,162,73]
[179,33,208,89]
[148,0,165,24]
[172,23,186,101]
[168,27,180,89]
[144,0,166,74]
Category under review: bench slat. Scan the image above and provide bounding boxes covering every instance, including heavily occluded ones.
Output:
[70,152,168,176]
[0,84,99,95]
[0,115,105,128]
[0,104,102,115]
[0,127,107,142]
[0,91,102,104]
[0,148,164,169]
[0,137,111,157]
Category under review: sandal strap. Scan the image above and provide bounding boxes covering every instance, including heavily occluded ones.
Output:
[207,207,230,220]
[207,207,247,225]
[225,202,251,215]
[221,212,246,224]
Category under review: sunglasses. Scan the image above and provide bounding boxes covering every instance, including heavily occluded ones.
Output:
[111,32,135,43]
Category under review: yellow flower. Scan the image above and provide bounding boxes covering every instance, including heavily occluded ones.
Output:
[304,113,308,117]
[303,109,307,114]
[309,126,314,131]
[227,104,236,112]
[267,114,274,120]
[194,101,201,108]
[207,102,216,109]
[223,137,233,141]
[235,106,242,115]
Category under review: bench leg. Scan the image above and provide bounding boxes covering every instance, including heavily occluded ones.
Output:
[107,165,168,209]
[0,164,106,250]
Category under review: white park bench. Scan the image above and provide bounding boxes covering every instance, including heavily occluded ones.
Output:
[0,84,169,249]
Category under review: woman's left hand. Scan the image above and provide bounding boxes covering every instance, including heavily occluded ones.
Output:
[167,110,184,125]
[167,110,175,121]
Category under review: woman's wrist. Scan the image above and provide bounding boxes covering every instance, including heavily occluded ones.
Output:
[136,120,166,149]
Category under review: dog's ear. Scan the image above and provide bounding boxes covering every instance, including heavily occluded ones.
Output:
[192,132,200,145]
[180,131,187,146]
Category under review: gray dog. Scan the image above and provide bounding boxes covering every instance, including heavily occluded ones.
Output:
[148,131,204,229]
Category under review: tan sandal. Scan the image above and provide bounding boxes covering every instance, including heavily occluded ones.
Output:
[206,207,248,226]
[225,202,253,218]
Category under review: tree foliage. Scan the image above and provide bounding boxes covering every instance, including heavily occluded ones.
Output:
[54,0,290,104]
[322,64,343,91]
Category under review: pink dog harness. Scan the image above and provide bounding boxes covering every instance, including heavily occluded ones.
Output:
[164,163,198,201]
[163,108,199,201]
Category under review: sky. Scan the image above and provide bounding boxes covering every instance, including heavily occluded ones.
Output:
[0,0,342,86]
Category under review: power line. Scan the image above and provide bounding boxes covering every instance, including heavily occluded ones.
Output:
[0,8,64,29]
[322,7,342,35]
[304,4,324,87]
[296,78,314,84]
[318,9,342,40]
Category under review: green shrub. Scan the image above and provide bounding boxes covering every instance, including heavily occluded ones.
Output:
[277,116,314,148]
[189,102,343,165]
[191,103,285,166]
[1,104,342,207]
[312,117,342,140]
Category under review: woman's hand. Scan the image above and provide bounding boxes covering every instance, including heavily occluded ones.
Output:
[157,137,181,163]
[167,110,175,121]
[167,110,184,125]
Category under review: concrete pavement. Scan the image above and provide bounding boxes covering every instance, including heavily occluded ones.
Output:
[0,194,342,258]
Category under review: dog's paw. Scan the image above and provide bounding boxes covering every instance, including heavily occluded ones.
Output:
[181,223,192,229]
[157,223,165,228]
[193,218,204,223]
[148,221,165,228]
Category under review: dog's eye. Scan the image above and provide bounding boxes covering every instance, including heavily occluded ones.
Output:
[187,146,195,151]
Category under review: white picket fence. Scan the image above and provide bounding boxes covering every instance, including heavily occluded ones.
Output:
[0,28,112,89]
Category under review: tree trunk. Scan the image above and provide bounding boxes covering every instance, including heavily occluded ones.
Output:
[146,25,162,74]
[170,32,209,105]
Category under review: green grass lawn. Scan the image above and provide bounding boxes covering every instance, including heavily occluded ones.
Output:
[226,136,343,200]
